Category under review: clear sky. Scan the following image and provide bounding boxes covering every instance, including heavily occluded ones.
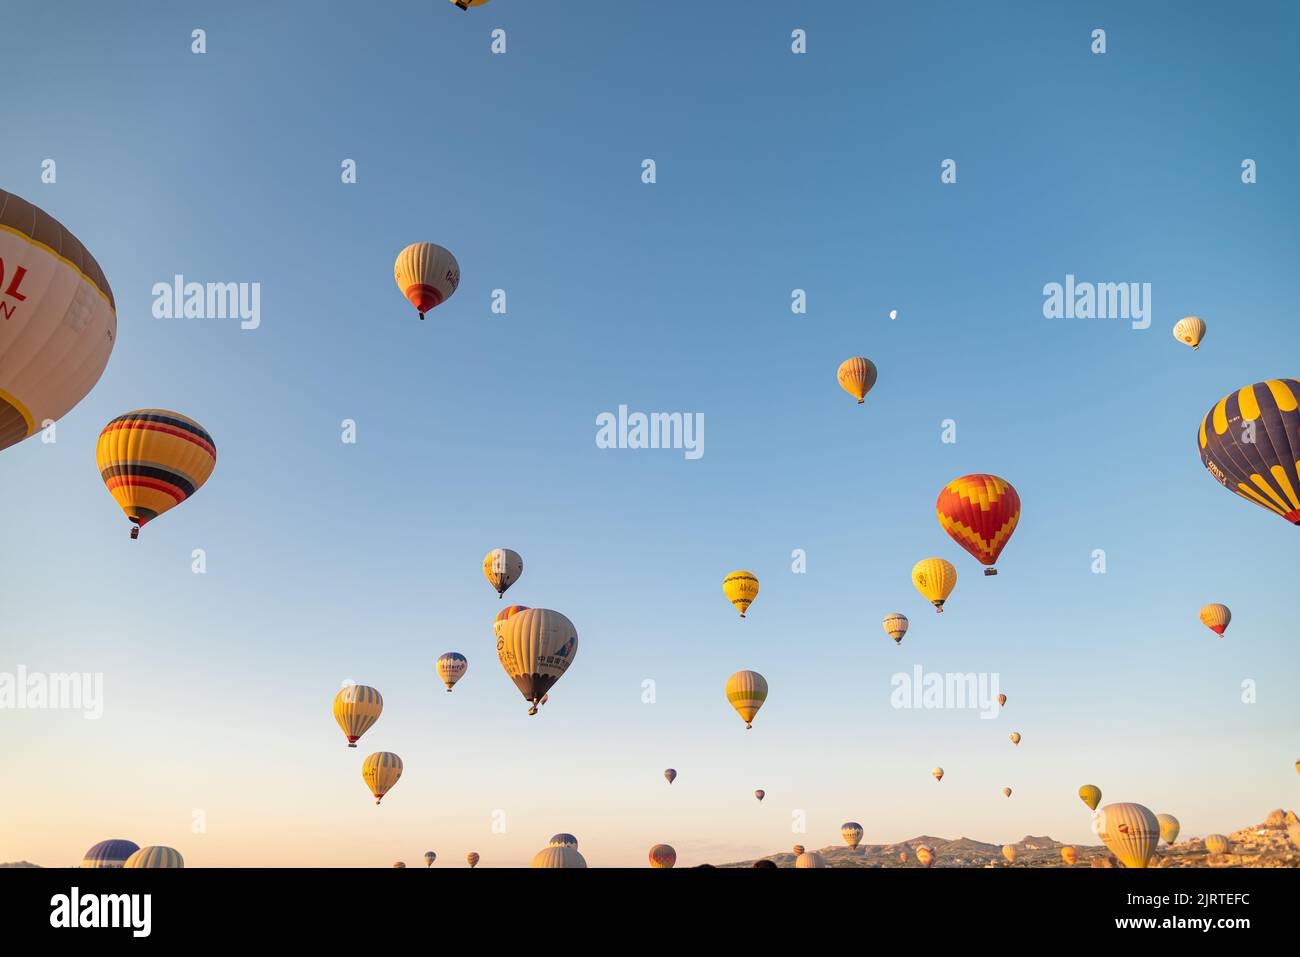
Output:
[2,1,1298,867]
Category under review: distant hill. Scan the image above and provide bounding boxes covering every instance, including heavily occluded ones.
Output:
[722,808,1300,868]
[0,862,42,868]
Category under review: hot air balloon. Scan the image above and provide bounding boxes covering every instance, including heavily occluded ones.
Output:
[664,768,677,784]
[795,851,826,868]
[96,410,216,539]
[841,823,863,849]
[932,767,944,782]
[1060,846,1078,866]
[394,242,459,319]
[1096,803,1160,868]
[936,474,1021,575]
[361,751,403,805]
[1157,814,1180,845]
[1173,316,1206,350]
[497,607,578,714]
[1204,834,1231,855]
[997,694,1007,707]
[754,789,766,802]
[725,670,768,729]
[436,652,468,691]
[482,548,522,598]
[453,0,490,9]
[80,839,139,869]
[1079,785,1101,811]
[0,188,116,455]
[123,846,184,869]
[897,849,909,864]
[1198,379,1300,525]
[836,356,878,404]
[1001,845,1017,864]
[883,613,908,645]
[1002,787,1012,798]
[392,862,406,869]
[333,684,382,748]
[1199,603,1231,637]
[493,604,528,639]
[424,851,437,867]
[915,846,935,868]
[466,852,480,868]
[723,570,759,617]
[532,846,586,868]
[649,844,677,868]
[549,834,578,849]
[912,558,956,612]
[1009,732,1021,746]
[792,844,805,856]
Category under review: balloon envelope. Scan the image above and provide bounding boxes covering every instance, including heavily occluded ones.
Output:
[333,684,382,747]
[1096,803,1160,868]
[648,844,677,868]
[725,670,768,729]
[1157,814,1180,845]
[935,474,1021,572]
[723,570,759,617]
[531,846,586,868]
[836,356,878,403]
[1173,316,1206,350]
[664,768,676,784]
[361,751,403,804]
[123,846,184,869]
[394,242,459,318]
[912,558,957,612]
[436,652,468,691]
[1198,379,1300,524]
[1199,603,1231,636]
[1079,784,1102,811]
[496,607,578,714]
[882,612,908,644]
[81,839,139,869]
[548,833,578,849]
[483,548,522,598]
[97,410,216,536]
[1061,846,1078,865]
[795,851,826,868]
[841,823,863,848]
[0,188,116,454]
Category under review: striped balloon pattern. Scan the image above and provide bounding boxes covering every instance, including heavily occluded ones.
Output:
[725,670,768,729]
[722,570,759,617]
[80,839,139,868]
[393,242,459,319]
[361,751,403,804]
[496,608,579,715]
[836,356,878,404]
[1198,379,1300,524]
[123,846,184,869]
[532,845,586,868]
[795,850,826,868]
[1096,802,1160,868]
[882,612,908,645]
[493,604,528,640]
[436,652,468,691]
[648,844,677,868]
[1199,603,1231,637]
[1205,834,1231,855]
[96,409,216,537]
[333,684,383,747]
[936,474,1021,574]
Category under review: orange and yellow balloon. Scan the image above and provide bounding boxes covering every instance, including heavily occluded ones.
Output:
[936,474,1020,575]
[883,613,908,645]
[361,751,403,805]
[96,410,216,539]
[394,242,459,319]
[1199,603,1231,637]
[649,844,677,868]
[836,356,878,404]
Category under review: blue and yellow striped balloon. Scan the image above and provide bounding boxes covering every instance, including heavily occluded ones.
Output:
[96,409,216,538]
[1199,379,1300,525]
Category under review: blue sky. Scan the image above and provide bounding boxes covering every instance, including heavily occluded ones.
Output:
[2,1,1298,867]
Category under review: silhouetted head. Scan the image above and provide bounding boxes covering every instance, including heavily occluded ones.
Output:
[753,859,778,869]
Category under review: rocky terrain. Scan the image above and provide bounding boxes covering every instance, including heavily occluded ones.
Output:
[723,808,1300,868]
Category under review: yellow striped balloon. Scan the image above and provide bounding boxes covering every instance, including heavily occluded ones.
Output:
[496,608,579,715]
[882,612,908,645]
[795,851,826,868]
[1204,834,1231,855]
[0,188,116,454]
[836,356,878,404]
[1157,814,1180,845]
[483,548,523,598]
[1001,845,1017,864]
[1198,379,1300,524]
[531,846,586,868]
[648,844,677,868]
[1199,603,1231,637]
[841,822,863,848]
[1061,846,1078,865]
[1173,316,1206,350]
[333,684,382,748]
[1096,803,1160,868]
[96,410,216,539]
[911,558,956,613]
[792,844,805,856]
[123,846,184,869]
[723,570,759,617]
[361,751,403,805]
[725,670,768,729]
[394,242,459,319]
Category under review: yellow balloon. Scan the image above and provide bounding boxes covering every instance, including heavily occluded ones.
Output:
[1061,846,1078,866]
[883,613,909,644]
[1009,732,1021,746]
[1,188,116,454]
[1204,834,1231,855]
[361,751,403,805]
[1078,784,1101,811]
[1002,787,1012,798]
[483,547,523,598]
[1199,603,1231,637]
[1001,844,1017,864]
[1157,814,1180,845]
[96,410,216,538]
[932,767,944,782]
[841,823,863,848]
[451,0,490,8]
[333,684,382,748]
[123,846,184,869]
[911,558,956,613]
[915,846,935,867]
[836,356,878,404]
[531,846,586,868]
[1173,316,1206,350]
[497,608,578,714]
[725,670,768,729]
[723,570,759,617]
[1096,803,1160,868]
